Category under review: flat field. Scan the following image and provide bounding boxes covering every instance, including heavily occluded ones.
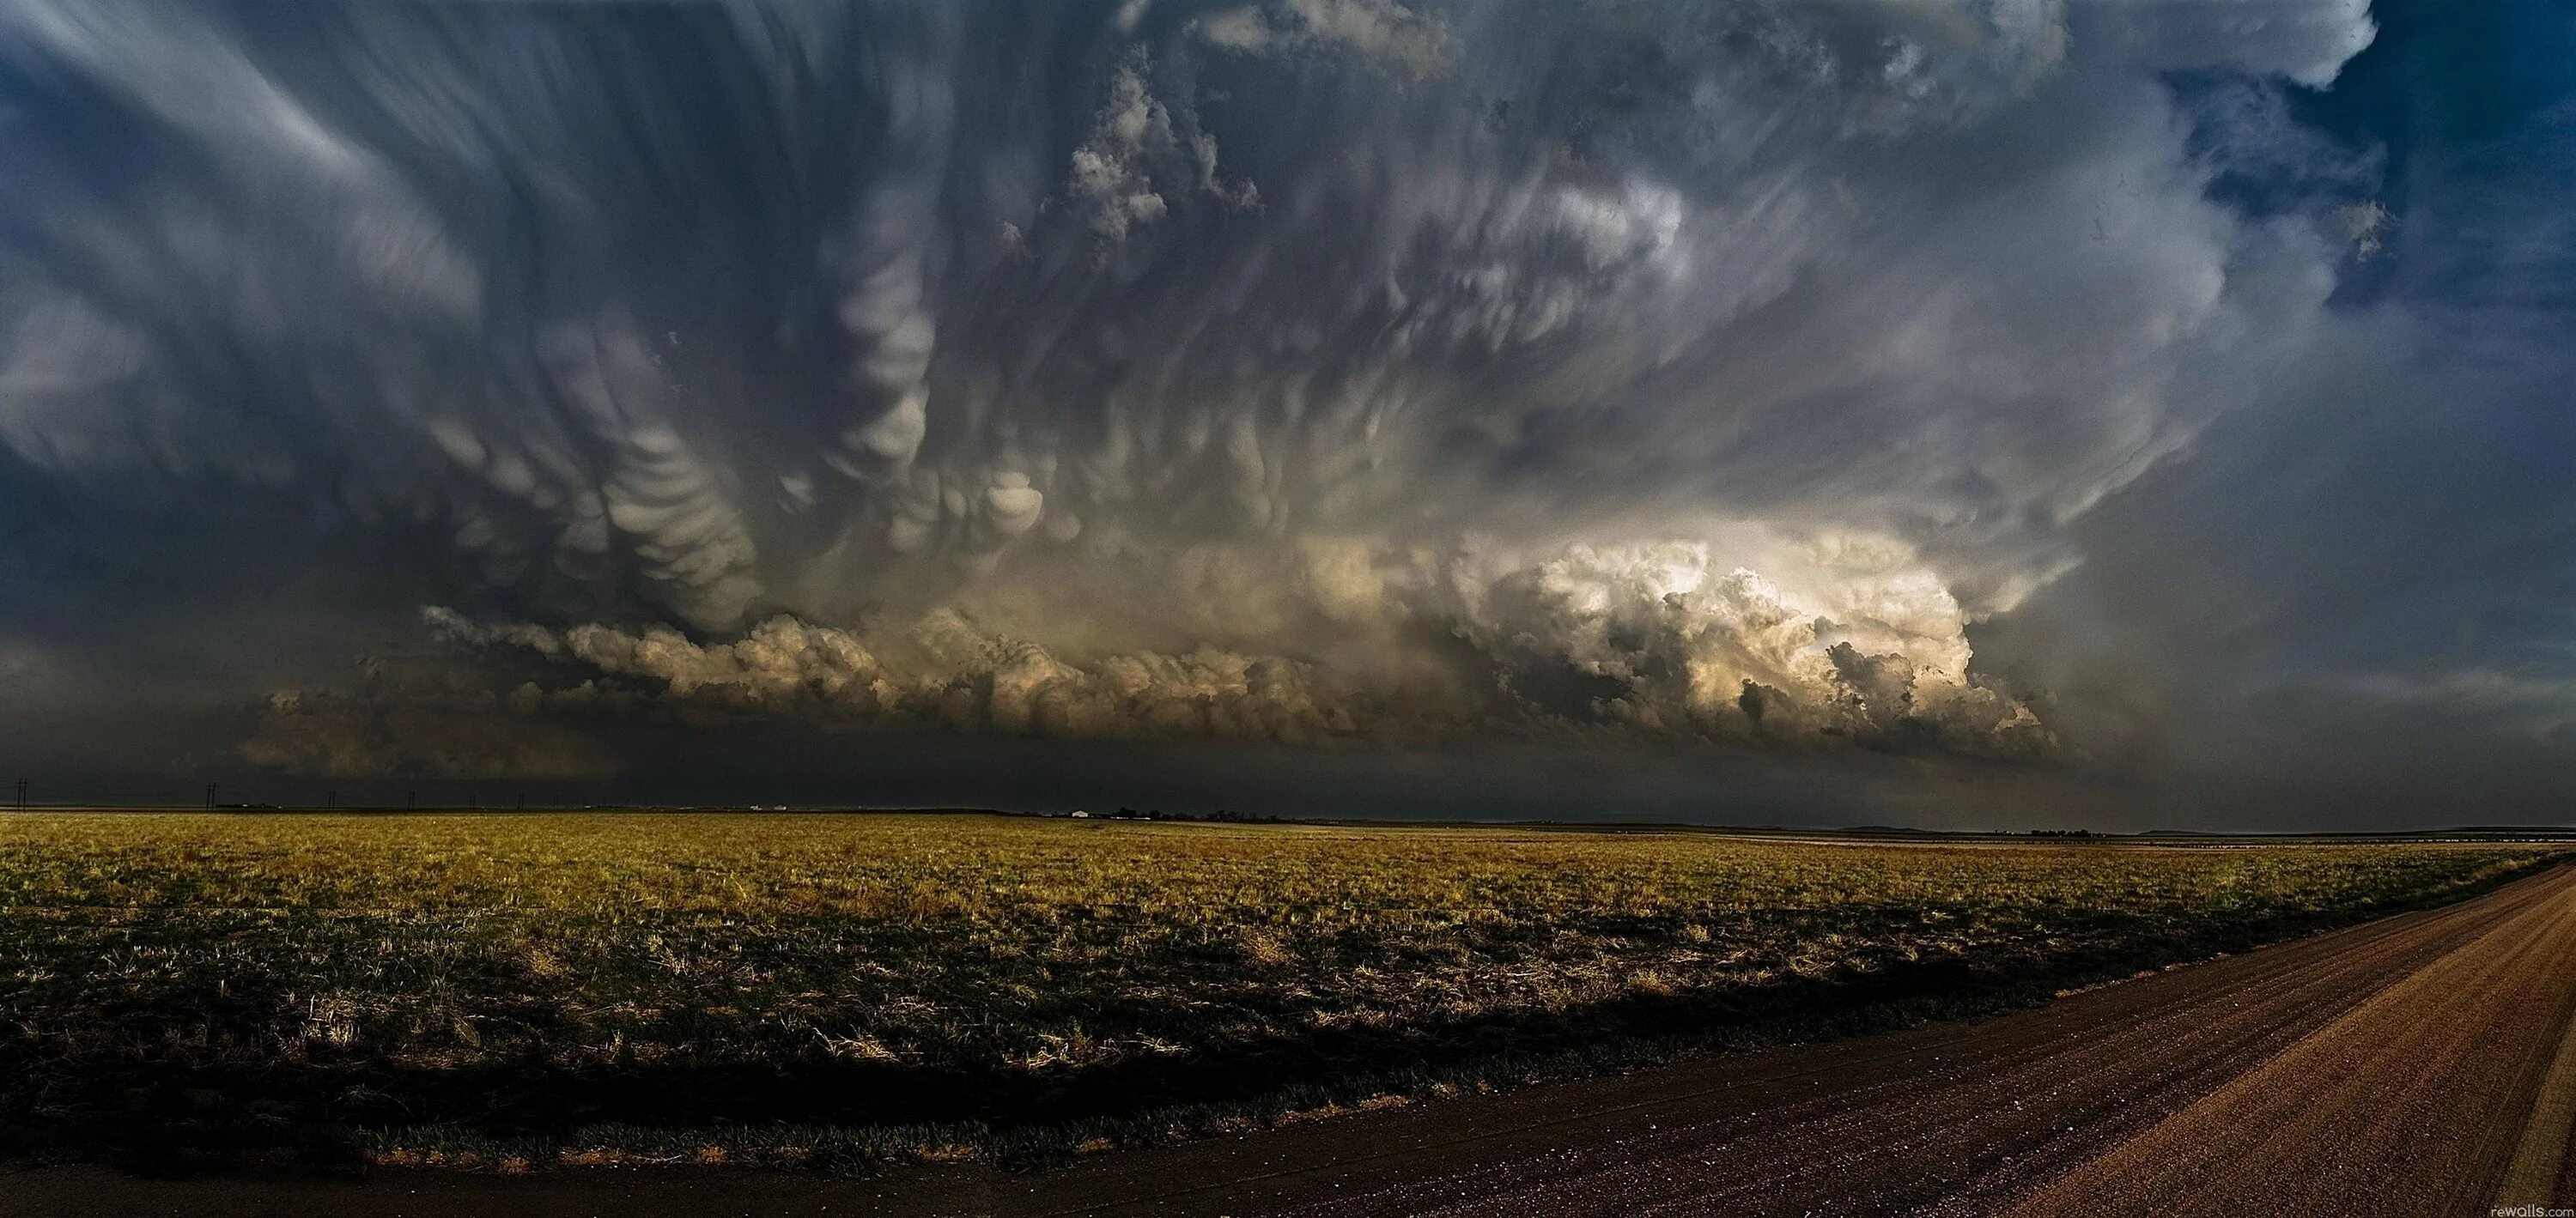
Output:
[0,812,2560,1173]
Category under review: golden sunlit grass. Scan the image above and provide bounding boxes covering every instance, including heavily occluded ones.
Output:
[0,812,2561,1172]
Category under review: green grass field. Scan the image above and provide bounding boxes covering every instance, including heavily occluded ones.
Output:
[0,812,2561,1173]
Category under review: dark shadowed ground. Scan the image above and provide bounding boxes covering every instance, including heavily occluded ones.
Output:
[9,859,2576,1215]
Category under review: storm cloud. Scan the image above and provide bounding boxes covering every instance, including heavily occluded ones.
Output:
[0,0,2565,825]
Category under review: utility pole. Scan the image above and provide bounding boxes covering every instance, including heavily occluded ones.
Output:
[325,789,336,811]
[14,779,25,811]
[407,791,416,811]
[205,783,217,809]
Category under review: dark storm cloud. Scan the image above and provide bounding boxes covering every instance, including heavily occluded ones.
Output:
[1,0,2561,823]
[1968,0,2576,827]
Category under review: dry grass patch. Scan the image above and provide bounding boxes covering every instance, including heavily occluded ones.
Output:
[0,812,2561,1170]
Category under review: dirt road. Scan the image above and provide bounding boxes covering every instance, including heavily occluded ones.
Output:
[12,862,2576,1216]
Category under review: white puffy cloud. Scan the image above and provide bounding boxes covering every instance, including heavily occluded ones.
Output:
[426,529,2052,758]
[430,604,1374,748]
[1066,55,1249,243]
[1441,538,2054,754]
[1194,0,1454,78]
[2093,0,2376,88]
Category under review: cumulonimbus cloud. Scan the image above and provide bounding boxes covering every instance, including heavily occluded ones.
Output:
[0,0,2381,776]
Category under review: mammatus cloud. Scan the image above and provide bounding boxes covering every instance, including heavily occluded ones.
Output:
[0,1,2394,786]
